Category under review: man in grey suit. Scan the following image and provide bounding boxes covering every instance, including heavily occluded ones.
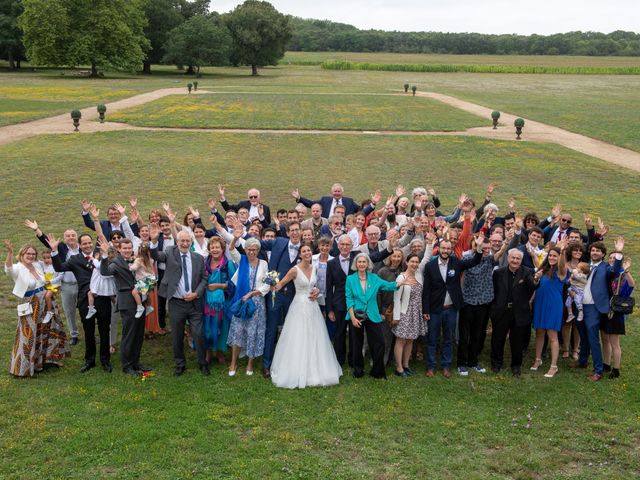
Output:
[149,226,208,376]
[100,238,148,374]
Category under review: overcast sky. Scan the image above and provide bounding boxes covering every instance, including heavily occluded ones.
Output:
[212,0,638,35]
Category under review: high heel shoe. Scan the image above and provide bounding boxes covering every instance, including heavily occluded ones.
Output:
[544,365,558,378]
[530,358,543,371]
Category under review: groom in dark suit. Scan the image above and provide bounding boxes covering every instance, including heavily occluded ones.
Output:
[99,238,146,374]
[292,183,359,219]
[259,221,304,378]
[150,227,208,376]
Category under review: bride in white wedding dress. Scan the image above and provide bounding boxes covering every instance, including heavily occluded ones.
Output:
[270,245,343,389]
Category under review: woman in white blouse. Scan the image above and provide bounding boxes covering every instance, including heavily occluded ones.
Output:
[4,241,69,377]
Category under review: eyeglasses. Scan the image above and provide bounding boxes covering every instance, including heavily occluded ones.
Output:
[560,218,572,224]
[112,236,123,240]
[248,195,258,199]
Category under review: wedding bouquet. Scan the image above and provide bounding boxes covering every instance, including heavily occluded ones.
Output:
[264,270,280,303]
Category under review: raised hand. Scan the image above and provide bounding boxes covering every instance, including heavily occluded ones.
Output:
[217,184,226,199]
[395,184,406,197]
[474,232,486,251]
[209,214,219,227]
[97,236,109,256]
[515,216,523,230]
[88,204,100,220]
[148,222,160,242]
[188,206,200,219]
[4,239,13,254]
[162,201,171,213]
[551,203,562,219]
[232,223,244,240]
[167,211,176,224]
[427,187,436,197]
[80,199,91,212]
[623,258,632,271]
[291,188,300,200]
[486,183,497,196]
[114,203,126,216]
[130,207,140,223]
[207,197,216,210]
[129,196,137,209]
[425,230,437,245]
[461,199,473,212]
[506,228,515,241]
[534,269,543,282]
[508,197,516,212]
[583,213,593,228]
[258,204,264,217]
[557,238,568,251]
[371,190,382,205]
[46,233,60,251]
[23,219,38,231]
[597,217,609,236]
[458,192,467,205]
[614,236,625,252]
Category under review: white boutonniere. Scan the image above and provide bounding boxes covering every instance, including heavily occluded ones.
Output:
[447,269,455,277]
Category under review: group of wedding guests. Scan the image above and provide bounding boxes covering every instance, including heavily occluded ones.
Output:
[4,182,634,386]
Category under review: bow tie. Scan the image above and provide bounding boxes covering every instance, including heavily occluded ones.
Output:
[341,257,350,262]
[289,244,300,251]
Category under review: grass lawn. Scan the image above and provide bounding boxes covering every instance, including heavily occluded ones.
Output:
[1,131,639,478]
[283,51,640,68]
[108,92,486,131]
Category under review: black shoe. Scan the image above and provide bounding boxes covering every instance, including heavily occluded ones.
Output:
[102,363,113,373]
[70,337,79,346]
[511,367,521,377]
[352,370,364,379]
[123,367,141,375]
[135,364,152,372]
[609,368,620,379]
[404,367,415,376]
[394,370,409,378]
[603,363,612,372]
[261,368,271,379]
[175,366,186,377]
[200,365,210,376]
[79,362,95,373]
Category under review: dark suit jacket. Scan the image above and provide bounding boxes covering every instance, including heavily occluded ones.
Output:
[589,258,622,314]
[221,199,271,225]
[100,256,137,310]
[491,265,538,326]
[259,238,298,306]
[325,249,393,314]
[150,246,207,301]
[82,213,139,238]
[51,251,94,300]
[299,195,359,218]
[422,251,482,314]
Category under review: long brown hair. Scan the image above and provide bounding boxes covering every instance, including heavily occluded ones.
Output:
[540,246,561,279]
[136,243,154,271]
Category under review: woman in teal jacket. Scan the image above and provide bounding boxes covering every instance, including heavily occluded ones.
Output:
[346,253,404,378]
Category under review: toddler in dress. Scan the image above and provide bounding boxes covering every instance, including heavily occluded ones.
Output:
[129,244,157,319]
[40,250,63,324]
[565,262,589,322]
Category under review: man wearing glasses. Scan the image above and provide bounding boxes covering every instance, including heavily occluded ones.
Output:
[544,214,576,244]
[218,185,272,225]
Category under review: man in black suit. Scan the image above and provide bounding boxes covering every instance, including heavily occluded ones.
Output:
[292,183,360,219]
[149,226,208,376]
[99,238,148,374]
[422,237,484,378]
[325,234,395,368]
[50,233,112,372]
[81,199,139,238]
[490,248,539,376]
[219,185,272,225]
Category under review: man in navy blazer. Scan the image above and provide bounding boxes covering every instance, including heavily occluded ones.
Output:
[81,200,139,239]
[573,238,624,381]
[259,221,303,378]
[219,185,272,225]
[422,237,484,377]
[292,183,359,219]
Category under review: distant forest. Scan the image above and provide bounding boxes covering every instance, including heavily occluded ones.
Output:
[287,18,640,56]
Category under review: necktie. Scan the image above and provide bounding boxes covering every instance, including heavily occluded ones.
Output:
[182,254,190,293]
[85,255,94,270]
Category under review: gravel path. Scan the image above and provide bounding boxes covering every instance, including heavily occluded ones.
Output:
[1,87,639,172]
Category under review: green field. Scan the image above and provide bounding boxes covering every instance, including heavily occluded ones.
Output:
[2,54,640,478]
[108,93,486,131]
[1,130,639,478]
[2,61,640,152]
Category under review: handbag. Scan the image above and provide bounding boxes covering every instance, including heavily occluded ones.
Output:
[17,302,33,316]
[609,273,635,318]
[353,309,368,322]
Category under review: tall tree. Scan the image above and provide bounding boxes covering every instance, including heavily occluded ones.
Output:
[0,0,25,69]
[19,0,149,76]
[224,0,291,75]
[142,0,183,74]
[163,13,231,75]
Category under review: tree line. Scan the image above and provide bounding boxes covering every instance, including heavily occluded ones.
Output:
[0,0,291,76]
[287,18,640,57]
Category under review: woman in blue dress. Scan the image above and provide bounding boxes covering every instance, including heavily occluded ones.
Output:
[531,242,569,378]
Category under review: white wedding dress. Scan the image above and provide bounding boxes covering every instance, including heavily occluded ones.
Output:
[271,265,343,389]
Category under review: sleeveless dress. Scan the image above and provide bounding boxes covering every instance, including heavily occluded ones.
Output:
[271,266,343,389]
[532,270,571,332]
